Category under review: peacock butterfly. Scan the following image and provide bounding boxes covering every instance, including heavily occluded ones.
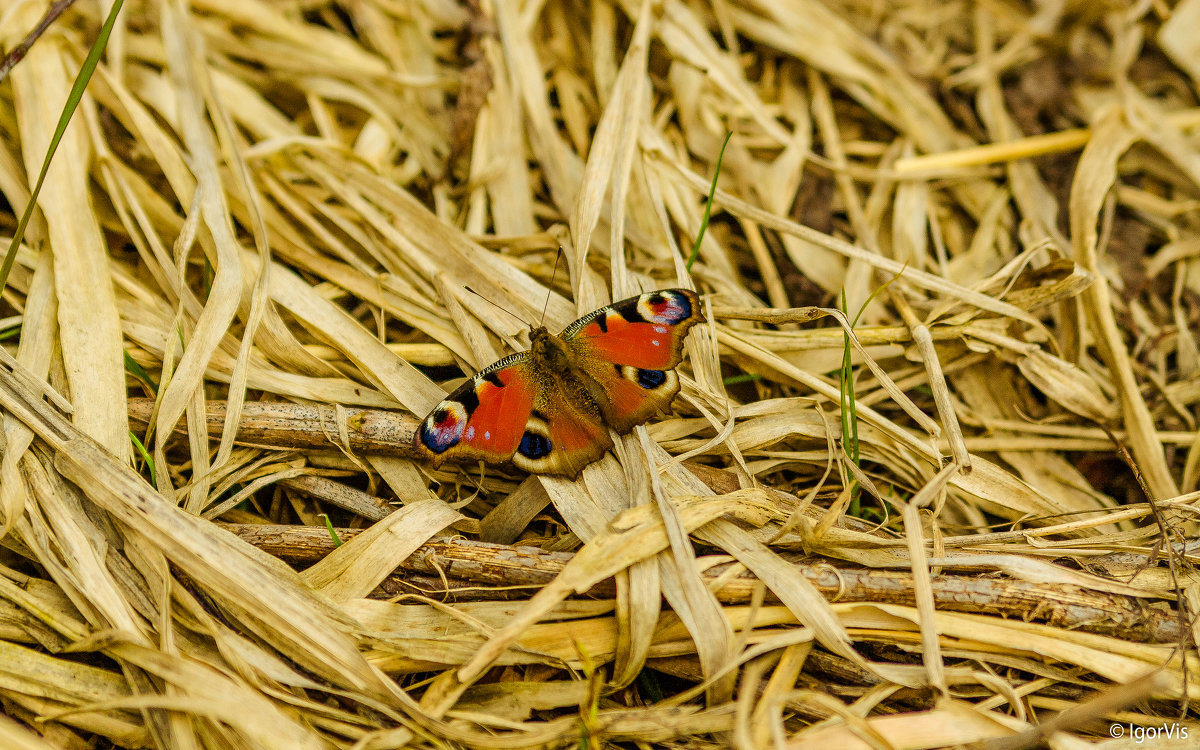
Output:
[413,288,704,477]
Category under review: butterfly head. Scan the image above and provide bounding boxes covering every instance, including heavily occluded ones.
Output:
[528,326,573,371]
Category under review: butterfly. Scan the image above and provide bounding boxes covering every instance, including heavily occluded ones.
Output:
[413,289,704,478]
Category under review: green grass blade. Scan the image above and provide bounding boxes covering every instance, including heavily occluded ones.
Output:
[0,0,125,296]
[840,266,906,516]
[129,430,156,485]
[124,350,159,394]
[721,373,762,386]
[320,514,344,547]
[686,132,733,272]
[839,288,860,514]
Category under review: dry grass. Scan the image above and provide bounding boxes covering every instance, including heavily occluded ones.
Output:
[0,0,1198,747]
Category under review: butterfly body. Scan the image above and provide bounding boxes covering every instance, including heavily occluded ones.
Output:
[414,289,703,477]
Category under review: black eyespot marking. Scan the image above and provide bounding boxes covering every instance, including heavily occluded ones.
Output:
[531,409,549,423]
[637,369,667,389]
[482,371,504,388]
[623,306,648,324]
[594,313,609,332]
[457,389,479,416]
[518,432,552,459]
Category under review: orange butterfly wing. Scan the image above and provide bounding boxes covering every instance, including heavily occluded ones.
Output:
[563,289,703,433]
[412,353,536,467]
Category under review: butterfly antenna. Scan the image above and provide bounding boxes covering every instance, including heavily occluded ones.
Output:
[540,247,563,327]
[464,286,529,328]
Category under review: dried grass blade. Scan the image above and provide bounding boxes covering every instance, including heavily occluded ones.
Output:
[301,499,462,601]
[1068,107,1179,499]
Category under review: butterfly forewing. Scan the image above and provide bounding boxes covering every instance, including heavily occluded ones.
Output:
[562,288,702,371]
[564,289,702,433]
[413,352,535,466]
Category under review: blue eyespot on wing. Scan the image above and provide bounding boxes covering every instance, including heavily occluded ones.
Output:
[518,431,552,460]
[636,369,667,389]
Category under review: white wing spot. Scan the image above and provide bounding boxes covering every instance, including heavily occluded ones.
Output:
[654,325,668,334]
[484,430,492,441]
[465,426,475,440]
[652,339,661,346]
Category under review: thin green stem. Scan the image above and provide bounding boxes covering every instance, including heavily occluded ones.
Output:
[686,132,733,272]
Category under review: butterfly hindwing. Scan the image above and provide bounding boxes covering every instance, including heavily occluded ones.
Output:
[508,396,613,476]
[563,289,702,433]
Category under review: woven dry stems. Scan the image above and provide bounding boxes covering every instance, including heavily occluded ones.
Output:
[0,0,1199,747]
